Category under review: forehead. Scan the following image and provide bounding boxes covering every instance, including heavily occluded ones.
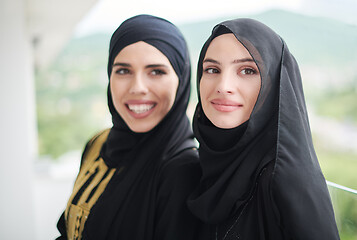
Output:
[114,41,170,64]
[205,33,252,60]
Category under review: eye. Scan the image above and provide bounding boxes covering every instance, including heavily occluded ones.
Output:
[204,68,220,74]
[115,68,130,75]
[240,68,257,75]
[150,69,166,76]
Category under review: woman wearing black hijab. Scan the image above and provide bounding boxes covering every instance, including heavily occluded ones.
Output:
[188,18,340,239]
[56,14,200,240]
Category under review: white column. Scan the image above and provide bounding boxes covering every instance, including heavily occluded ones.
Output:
[0,0,37,239]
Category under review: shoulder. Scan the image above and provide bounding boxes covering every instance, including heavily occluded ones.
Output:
[161,147,199,174]
[87,128,110,146]
[269,156,339,238]
[271,155,327,196]
[80,128,110,166]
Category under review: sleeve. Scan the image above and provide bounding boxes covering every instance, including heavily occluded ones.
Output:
[271,164,340,240]
[55,212,67,240]
[154,149,203,240]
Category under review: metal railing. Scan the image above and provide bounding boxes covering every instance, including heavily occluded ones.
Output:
[327,181,357,240]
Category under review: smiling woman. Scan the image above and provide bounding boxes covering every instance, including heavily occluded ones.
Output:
[56,14,201,240]
[110,41,179,132]
[200,33,261,129]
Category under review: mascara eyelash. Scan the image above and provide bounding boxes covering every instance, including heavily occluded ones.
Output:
[152,69,167,75]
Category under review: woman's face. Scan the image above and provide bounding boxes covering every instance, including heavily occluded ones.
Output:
[110,41,179,133]
[200,33,261,129]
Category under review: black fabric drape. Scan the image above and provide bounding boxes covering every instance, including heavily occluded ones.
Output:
[80,14,197,239]
[188,18,339,239]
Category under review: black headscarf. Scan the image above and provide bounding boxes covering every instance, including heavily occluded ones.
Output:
[83,14,195,239]
[102,14,192,167]
[188,18,334,226]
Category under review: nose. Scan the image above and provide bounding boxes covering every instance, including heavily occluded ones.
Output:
[216,72,234,94]
[129,74,148,94]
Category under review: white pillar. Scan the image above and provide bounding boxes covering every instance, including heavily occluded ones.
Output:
[0,0,37,239]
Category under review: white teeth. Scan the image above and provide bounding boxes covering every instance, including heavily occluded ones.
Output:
[128,104,155,114]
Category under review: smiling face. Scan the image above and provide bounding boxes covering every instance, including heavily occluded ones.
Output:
[110,41,179,133]
[200,33,261,129]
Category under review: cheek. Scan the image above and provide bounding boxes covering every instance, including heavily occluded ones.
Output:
[164,87,177,106]
[168,82,179,105]
[110,81,118,99]
[110,80,126,105]
[199,79,210,103]
[246,82,261,109]
[171,78,179,100]
[109,80,116,100]
[157,77,179,107]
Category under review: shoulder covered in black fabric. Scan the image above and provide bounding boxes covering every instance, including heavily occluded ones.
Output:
[271,159,340,240]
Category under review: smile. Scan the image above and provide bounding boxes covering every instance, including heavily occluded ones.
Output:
[127,103,155,114]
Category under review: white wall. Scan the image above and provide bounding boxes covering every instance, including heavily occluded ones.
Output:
[0,0,37,239]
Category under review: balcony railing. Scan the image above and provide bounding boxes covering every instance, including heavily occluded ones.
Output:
[327,181,357,240]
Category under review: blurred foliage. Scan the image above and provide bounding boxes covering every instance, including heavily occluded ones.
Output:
[328,185,357,240]
[314,81,357,123]
[35,34,111,158]
[315,129,357,239]
[317,147,357,190]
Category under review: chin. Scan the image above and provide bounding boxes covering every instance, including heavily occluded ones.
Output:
[210,118,242,129]
[212,121,235,129]
[130,126,154,133]
[128,123,156,133]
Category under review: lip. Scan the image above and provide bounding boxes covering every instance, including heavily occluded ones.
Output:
[210,98,242,112]
[125,100,157,119]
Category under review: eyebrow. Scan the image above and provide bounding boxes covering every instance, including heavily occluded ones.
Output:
[203,58,255,65]
[233,58,255,64]
[203,58,220,64]
[112,62,169,69]
[145,64,169,69]
[112,62,130,67]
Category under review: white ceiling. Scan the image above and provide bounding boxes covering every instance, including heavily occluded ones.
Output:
[26,0,99,69]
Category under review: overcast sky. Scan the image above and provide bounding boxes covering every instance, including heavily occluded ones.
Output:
[74,0,356,36]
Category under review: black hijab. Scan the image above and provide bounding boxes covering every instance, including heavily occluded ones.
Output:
[83,14,195,239]
[188,18,333,226]
[102,14,192,167]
